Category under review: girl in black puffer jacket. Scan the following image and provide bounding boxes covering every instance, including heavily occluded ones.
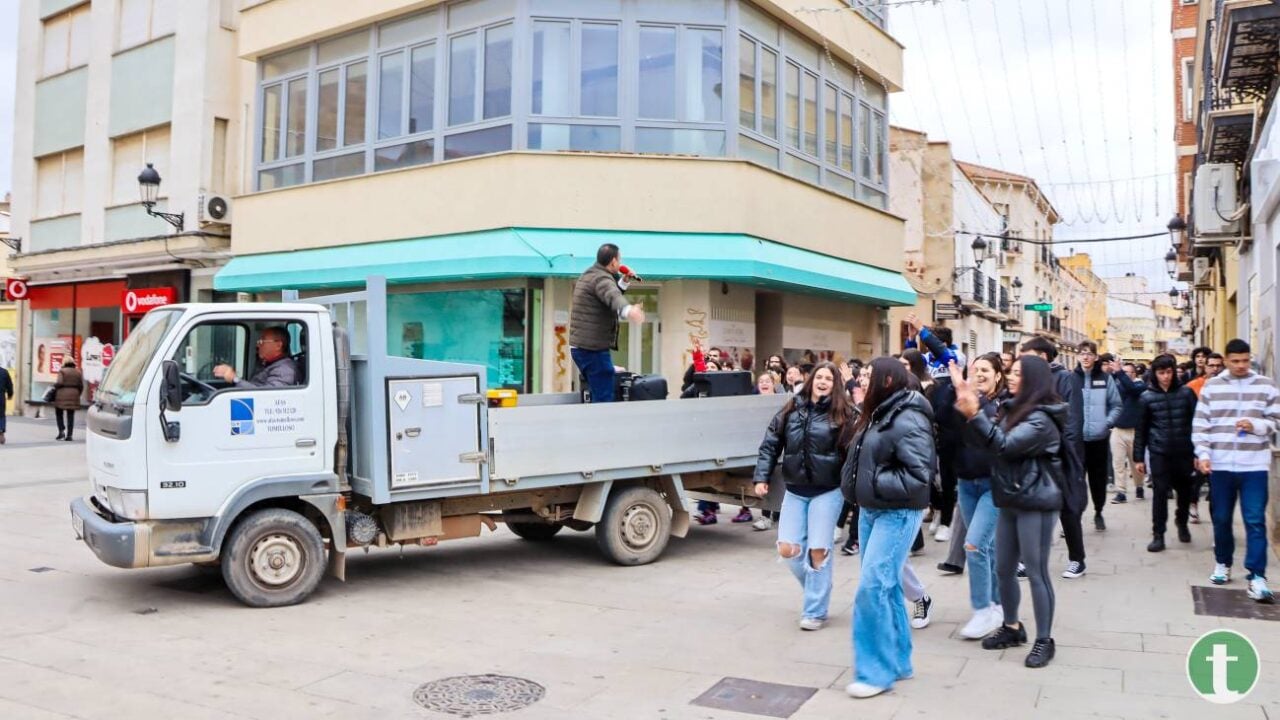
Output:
[753,362,855,632]
[1133,353,1199,551]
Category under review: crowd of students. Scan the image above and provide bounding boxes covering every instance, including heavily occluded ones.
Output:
[735,323,1280,700]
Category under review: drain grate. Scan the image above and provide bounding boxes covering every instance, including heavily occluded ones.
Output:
[690,677,817,719]
[412,674,545,717]
[1191,585,1280,621]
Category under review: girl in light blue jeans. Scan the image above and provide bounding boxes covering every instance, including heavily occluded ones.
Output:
[753,362,855,630]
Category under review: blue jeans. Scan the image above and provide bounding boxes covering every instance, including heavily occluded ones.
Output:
[777,488,844,620]
[571,347,615,403]
[1209,470,1270,579]
[958,478,999,610]
[854,507,924,690]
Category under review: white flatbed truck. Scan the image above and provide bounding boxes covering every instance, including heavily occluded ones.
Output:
[72,278,783,607]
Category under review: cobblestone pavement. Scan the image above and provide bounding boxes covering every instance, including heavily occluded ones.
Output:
[0,416,1275,719]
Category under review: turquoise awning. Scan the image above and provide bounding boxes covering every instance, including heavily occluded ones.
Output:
[214,228,916,306]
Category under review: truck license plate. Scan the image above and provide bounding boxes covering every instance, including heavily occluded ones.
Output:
[72,511,84,539]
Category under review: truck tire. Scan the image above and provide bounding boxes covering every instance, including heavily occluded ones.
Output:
[595,485,671,566]
[506,520,564,541]
[221,508,326,608]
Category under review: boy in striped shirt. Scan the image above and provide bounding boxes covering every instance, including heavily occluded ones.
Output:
[1192,339,1280,602]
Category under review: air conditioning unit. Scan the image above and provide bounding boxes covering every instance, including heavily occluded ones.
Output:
[1192,256,1213,289]
[1193,163,1241,237]
[198,193,232,227]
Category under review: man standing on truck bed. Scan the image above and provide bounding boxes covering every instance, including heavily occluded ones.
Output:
[214,327,299,388]
[571,244,645,402]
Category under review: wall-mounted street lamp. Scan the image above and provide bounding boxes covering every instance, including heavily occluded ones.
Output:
[970,235,991,264]
[1011,277,1024,303]
[1167,214,1187,252]
[1164,250,1178,279]
[137,163,184,233]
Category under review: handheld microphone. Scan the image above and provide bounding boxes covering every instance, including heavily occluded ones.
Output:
[619,265,642,282]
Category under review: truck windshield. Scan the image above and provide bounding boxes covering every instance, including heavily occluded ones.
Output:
[98,309,183,405]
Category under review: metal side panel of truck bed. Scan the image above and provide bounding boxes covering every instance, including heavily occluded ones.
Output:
[487,394,786,486]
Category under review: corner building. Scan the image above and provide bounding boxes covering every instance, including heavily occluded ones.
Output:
[215,0,912,393]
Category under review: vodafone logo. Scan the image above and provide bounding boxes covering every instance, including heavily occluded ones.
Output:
[4,278,28,301]
[121,287,176,314]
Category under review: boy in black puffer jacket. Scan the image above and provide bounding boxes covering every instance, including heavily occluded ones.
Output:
[1134,354,1199,552]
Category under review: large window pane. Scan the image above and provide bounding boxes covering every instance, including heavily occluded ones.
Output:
[42,14,69,77]
[739,133,778,169]
[873,111,886,185]
[448,0,515,31]
[635,128,725,157]
[825,172,855,197]
[761,48,777,139]
[824,84,837,165]
[638,27,676,120]
[261,84,282,162]
[313,152,365,182]
[375,138,435,171]
[68,9,91,69]
[739,37,756,130]
[379,53,405,139]
[741,2,779,44]
[784,63,799,149]
[63,149,84,213]
[483,24,513,119]
[840,94,854,172]
[443,125,512,160]
[410,45,436,134]
[449,33,477,125]
[317,68,340,152]
[319,30,368,65]
[581,23,619,117]
[118,0,149,51]
[859,103,871,179]
[258,163,305,190]
[532,21,571,116]
[802,72,817,156]
[685,29,722,122]
[528,124,621,152]
[345,61,368,146]
[286,78,308,157]
[380,11,439,48]
[388,289,527,390]
[263,47,309,79]
[783,154,819,183]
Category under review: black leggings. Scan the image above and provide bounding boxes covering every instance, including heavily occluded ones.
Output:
[56,409,76,436]
[996,508,1057,640]
[1083,439,1110,514]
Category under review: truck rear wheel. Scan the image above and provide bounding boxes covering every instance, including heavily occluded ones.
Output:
[505,519,564,541]
[222,508,325,608]
[595,485,671,566]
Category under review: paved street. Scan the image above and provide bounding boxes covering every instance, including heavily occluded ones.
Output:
[0,415,1275,720]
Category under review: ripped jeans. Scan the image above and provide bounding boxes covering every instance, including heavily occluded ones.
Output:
[777,487,845,621]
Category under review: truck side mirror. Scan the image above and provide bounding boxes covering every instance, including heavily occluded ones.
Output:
[160,360,183,412]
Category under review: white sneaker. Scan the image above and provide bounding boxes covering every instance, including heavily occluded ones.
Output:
[909,595,933,629]
[929,517,941,534]
[1247,576,1274,603]
[799,616,827,631]
[846,682,887,699]
[834,527,844,544]
[1210,563,1231,585]
[959,606,1003,640]
[934,525,952,543]
[752,517,773,531]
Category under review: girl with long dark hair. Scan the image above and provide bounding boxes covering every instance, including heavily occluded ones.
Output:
[753,362,855,630]
[951,355,1065,669]
[840,358,936,698]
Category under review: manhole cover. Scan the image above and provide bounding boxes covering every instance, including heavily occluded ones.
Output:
[1191,585,1280,621]
[412,674,545,717]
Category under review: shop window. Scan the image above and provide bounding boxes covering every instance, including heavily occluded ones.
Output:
[111,126,171,206]
[388,289,527,390]
[35,149,84,219]
[41,4,91,78]
[29,281,128,405]
[118,0,177,52]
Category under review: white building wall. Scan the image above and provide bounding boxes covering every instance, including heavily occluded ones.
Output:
[1249,100,1280,377]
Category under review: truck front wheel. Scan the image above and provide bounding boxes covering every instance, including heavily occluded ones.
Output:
[222,508,326,608]
[595,486,671,566]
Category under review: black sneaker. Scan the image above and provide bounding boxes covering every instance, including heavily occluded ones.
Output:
[1094,513,1106,531]
[1025,638,1056,668]
[1111,493,1127,504]
[1135,487,1145,500]
[1147,534,1165,553]
[1062,561,1086,579]
[981,622,1027,650]
[1177,524,1192,543]
[937,562,964,575]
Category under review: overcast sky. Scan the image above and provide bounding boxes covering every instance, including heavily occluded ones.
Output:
[889,0,1177,293]
[0,1,15,204]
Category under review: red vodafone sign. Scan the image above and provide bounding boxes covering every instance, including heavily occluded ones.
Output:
[122,287,176,314]
[4,278,28,301]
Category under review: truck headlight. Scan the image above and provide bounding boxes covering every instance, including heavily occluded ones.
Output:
[106,488,148,520]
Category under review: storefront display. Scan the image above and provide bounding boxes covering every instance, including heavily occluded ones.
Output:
[28,281,127,404]
[387,288,529,390]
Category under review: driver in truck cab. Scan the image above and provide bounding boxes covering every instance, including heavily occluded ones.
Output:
[213,327,299,388]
